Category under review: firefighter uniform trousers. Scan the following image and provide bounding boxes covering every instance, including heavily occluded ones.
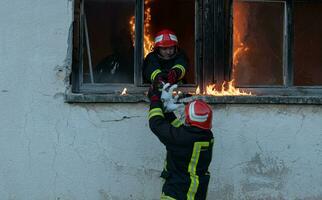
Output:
[149,102,214,200]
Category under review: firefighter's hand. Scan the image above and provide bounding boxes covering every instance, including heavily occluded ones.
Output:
[161,83,176,103]
[161,83,182,113]
[147,85,161,103]
[167,69,181,85]
[153,73,167,90]
[164,96,181,113]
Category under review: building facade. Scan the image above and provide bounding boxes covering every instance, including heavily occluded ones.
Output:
[0,0,322,199]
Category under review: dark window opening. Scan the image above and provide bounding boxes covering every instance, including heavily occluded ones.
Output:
[232,1,284,86]
[71,0,322,98]
[83,0,135,84]
[294,2,322,86]
[72,0,197,94]
[228,0,322,96]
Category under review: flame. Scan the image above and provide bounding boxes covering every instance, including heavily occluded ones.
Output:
[233,42,249,67]
[195,86,200,95]
[129,16,135,46]
[143,1,154,57]
[121,88,128,96]
[232,1,250,77]
[205,80,251,96]
[200,2,252,96]
[129,1,252,96]
[129,0,154,57]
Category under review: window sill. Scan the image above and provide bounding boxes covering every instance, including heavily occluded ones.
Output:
[65,92,322,104]
[180,95,322,105]
[65,92,149,103]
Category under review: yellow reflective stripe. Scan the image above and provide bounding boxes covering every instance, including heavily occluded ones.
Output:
[151,69,162,82]
[148,108,164,119]
[188,175,199,200]
[164,154,168,171]
[211,138,214,145]
[187,142,210,200]
[171,118,183,128]
[161,193,176,200]
[172,64,186,80]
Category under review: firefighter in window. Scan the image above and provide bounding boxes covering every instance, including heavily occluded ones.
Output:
[148,83,214,200]
[143,29,188,88]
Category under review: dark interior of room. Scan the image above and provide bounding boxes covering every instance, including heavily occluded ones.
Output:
[294,2,322,86]
[83,0,195,84]
[233,1,284,86]
[84,0,135,83]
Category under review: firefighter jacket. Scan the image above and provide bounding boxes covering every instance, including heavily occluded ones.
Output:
[143,50,188,84]
[148,100,214,200]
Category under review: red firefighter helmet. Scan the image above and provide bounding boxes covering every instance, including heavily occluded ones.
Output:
[185,100,213,130]
[154,29,178,48]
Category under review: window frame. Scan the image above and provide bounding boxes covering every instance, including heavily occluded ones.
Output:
[70,0,322,98]
[225,0,322,96]
[71,0,202,94]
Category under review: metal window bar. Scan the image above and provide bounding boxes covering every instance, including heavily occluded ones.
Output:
[134,0,143,86]
[78,0,84,86]
[285,0,294,87]
[81,0,94,84]
[282,1,289,87]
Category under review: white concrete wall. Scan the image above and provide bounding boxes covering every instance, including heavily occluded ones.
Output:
[1,1,322,200]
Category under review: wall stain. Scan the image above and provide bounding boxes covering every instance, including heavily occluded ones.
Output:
[295,195,322,200]
[242,153,289,194]
[208,184,234,200]
[244,153,289,178]
[98,189,110,200]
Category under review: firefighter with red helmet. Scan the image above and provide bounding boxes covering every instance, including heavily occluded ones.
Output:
[148,84,214,200]
[143,29,188,87]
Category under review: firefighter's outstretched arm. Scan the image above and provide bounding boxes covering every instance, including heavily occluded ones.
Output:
[147,86,187,145]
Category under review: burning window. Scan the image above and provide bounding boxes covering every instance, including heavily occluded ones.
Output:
[294,2,322,86]
[71,0,322,97]
[72,0,197,94]
[80,0,195,85]
[233,1,284,86]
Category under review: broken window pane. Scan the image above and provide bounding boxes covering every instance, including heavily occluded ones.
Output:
[233,1,284,86]
[294,2,322,86]
[83,0,135,83]
[144,0,195,84]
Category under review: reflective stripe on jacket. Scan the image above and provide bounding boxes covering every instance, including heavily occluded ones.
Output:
[143,50,188,83]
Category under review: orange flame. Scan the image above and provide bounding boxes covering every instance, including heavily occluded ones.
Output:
[129,16,135,46]
[232,1,250,77]
[121,88,128,96]
[129,0,154,57]
[201,2,252,96]
[206,80,251,96]
[195,86,200,95]
[233,42,249,67]
[129,1,252,96]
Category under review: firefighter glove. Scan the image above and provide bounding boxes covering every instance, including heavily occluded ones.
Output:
[148,85,161,103]
[167,69,180,84]
[161,83,182,113]
[153,73,167,89]
[164,96,181,113]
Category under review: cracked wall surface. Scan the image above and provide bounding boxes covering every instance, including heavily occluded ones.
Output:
[1,1,322,200]
[210,104,322,200]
